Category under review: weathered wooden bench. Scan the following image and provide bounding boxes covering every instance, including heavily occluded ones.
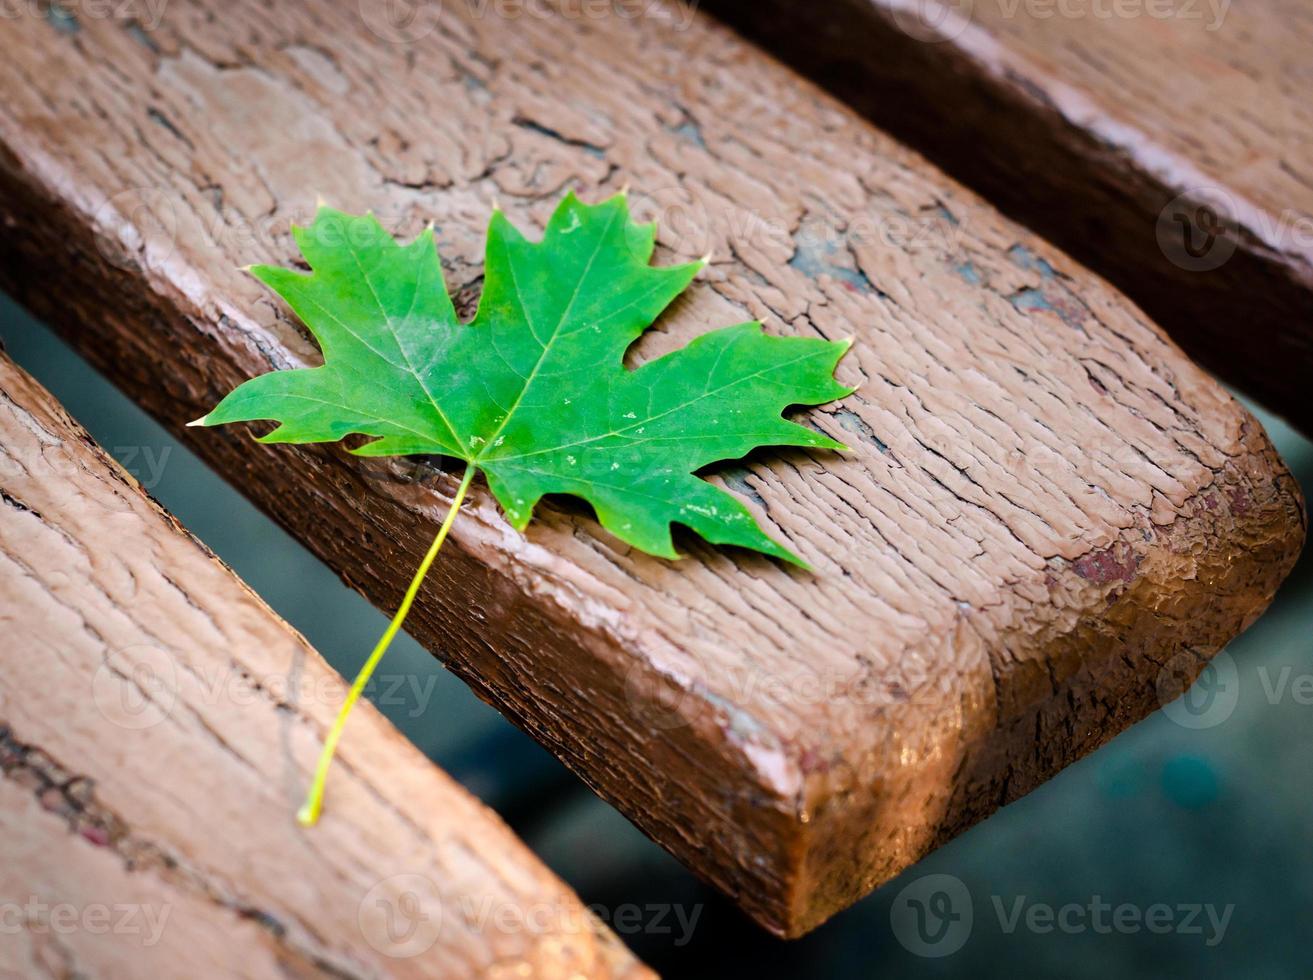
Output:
[710,0,1313,431]
[0,0,1304,951]
[0,351,648,978]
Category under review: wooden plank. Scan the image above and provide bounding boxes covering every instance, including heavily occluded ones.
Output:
[0,0,1303,937]
[0,352,649,979]
[708,0,1313,430]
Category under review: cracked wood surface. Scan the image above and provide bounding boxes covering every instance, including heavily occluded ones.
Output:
[0,352,649,979]
[709,0,1313,431]
[0,0,1305,937]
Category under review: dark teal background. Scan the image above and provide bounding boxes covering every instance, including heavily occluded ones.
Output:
[3,292,1309,978]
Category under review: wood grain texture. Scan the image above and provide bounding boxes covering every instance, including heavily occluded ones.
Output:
[708,0,1313,430]
[0,0,1304,936]
[0,352,649,979]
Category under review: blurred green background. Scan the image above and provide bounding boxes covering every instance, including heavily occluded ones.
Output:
[3,291,1309,978]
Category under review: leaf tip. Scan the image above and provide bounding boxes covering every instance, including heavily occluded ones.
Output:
[776,547,814,572]
[185,414,210,428]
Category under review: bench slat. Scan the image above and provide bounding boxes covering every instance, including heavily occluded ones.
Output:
[0,352,649,979]
[0,0,1303,936]
[709,0,1313,431]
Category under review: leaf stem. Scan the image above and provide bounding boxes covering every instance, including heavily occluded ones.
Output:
[298,462,476,826]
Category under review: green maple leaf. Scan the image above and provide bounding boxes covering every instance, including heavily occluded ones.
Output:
[195,190,854,825]
[198,191,853,565]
